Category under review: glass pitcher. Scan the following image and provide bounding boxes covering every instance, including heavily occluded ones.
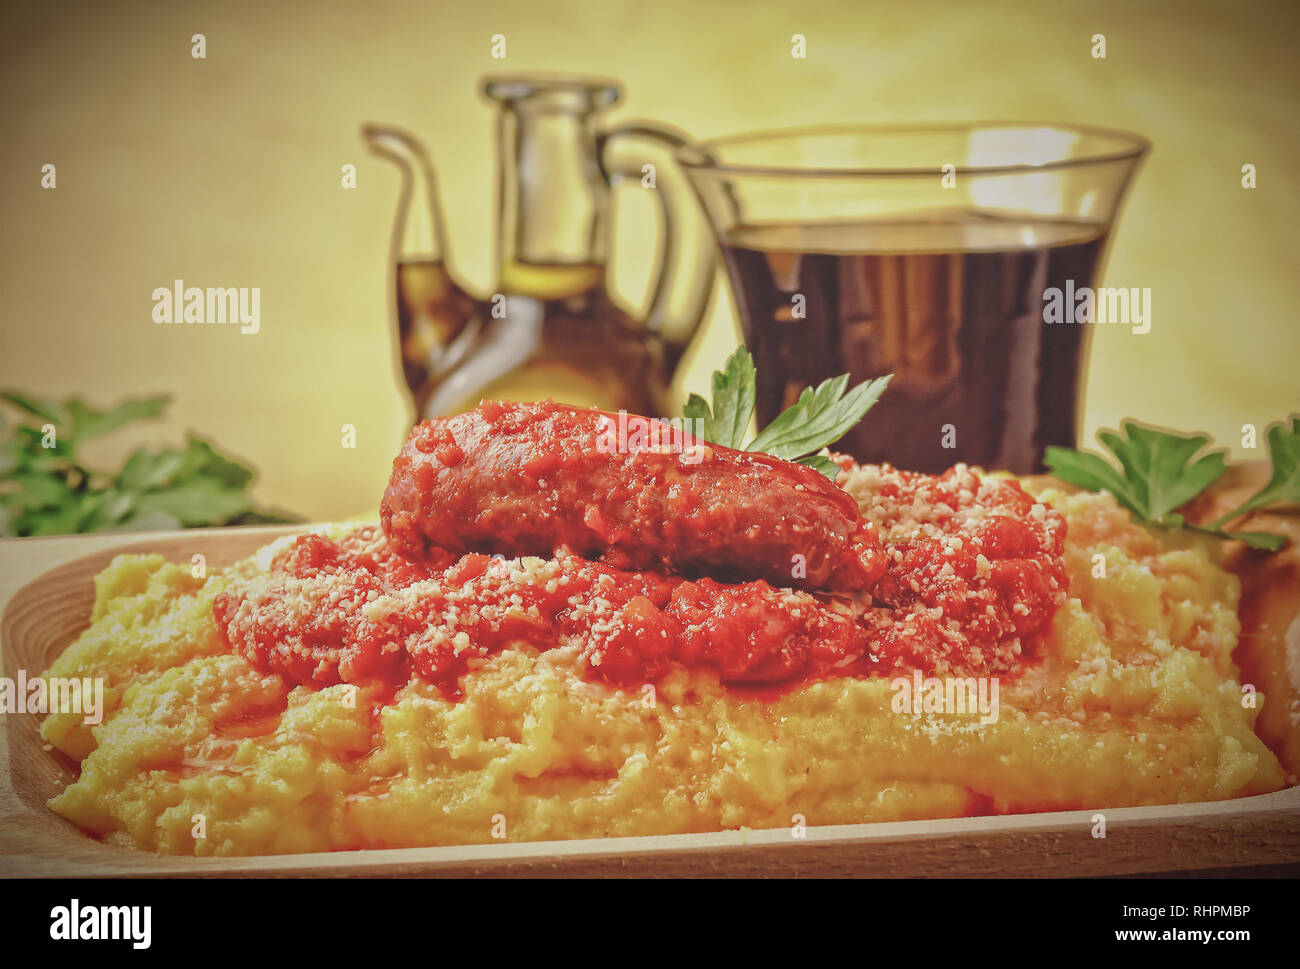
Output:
[416,74,715,417]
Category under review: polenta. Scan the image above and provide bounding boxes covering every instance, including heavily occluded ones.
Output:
[39,464,1286,856]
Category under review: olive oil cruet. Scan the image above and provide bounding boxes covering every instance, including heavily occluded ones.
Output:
[365,74,715,422]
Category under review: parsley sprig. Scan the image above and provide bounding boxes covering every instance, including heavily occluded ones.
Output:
[1045,417,1299,551]
[683,347,891,479]
[0,391,298,537]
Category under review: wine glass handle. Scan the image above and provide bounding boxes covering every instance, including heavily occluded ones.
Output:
[599,121,717,372]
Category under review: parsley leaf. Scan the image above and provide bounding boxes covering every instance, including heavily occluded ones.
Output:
[1046,417,1296,551]
[795,455,842,478]
[684,347,891,479]
[1096,422,1229,523]
[1208,416,1300,529]
[0,392,66,426]
[1187,524,1287,552]
[748,373,893,462]
[1046,420,1228,524]
[682,347,756,450]
[67,395,169,440]
[132,479,253,528]
[1040,446,1137,507]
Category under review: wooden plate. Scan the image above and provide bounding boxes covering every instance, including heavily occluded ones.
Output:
[2,526,1298,877]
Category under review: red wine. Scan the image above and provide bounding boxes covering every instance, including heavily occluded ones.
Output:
[720,214,1109,473]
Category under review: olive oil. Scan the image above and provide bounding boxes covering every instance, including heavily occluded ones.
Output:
[402,260,663,418]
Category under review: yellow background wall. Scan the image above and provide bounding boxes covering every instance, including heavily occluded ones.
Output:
[2,0,1297,521]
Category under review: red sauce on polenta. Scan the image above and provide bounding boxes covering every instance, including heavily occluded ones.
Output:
[213,462,1067,698]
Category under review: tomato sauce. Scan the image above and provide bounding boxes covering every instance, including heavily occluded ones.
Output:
[214,462,1067,697]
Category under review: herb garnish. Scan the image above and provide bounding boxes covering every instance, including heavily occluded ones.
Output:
[1045,417,1299,551]
[0,391,297,537]
[683,347,892,479]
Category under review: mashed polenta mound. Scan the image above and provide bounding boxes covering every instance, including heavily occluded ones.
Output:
[40,478,1286,856]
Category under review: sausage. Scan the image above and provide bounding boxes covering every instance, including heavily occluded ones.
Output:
[380,400,886,592]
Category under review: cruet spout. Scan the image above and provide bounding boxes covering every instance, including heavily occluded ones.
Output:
[361,123,452,264]
[362,123,484,424]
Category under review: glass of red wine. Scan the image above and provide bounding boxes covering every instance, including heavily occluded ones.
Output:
[679,124,1149,473]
